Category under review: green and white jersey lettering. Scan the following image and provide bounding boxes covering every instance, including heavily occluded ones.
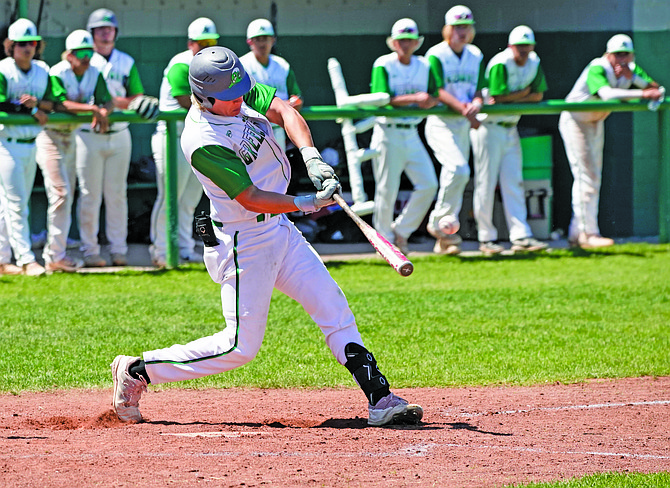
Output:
[0,57,50,139]
[90,49,144,131]
[156,50,193,133]
[565,56,654,122]
[47,59,111,132]
[370,53,436,126]
[426,42,484,104]
[483,48,547,124]
[181,83,290,224]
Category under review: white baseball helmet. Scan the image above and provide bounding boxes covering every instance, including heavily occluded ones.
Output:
[87,8,118,31]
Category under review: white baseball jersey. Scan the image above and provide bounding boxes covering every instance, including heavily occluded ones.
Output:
[0,57,50,139]
[239,52,298,102]
[370,52,432,126]
[425,42,483,104]
[181,83,289,224]
[90,49,143,131]
[482,48,545,125]
[564,56,653,122]
[47,60,108,132]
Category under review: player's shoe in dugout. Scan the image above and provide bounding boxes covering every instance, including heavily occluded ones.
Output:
[368,392,423,426]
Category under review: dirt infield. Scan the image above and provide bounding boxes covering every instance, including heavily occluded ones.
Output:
[1,376,669,487]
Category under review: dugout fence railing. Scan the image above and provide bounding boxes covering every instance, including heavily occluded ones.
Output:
[1,99,668,268]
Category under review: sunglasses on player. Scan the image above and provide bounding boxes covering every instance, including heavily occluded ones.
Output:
[15,40,38,47]
[72,49,94,60]
[195,38,217,48]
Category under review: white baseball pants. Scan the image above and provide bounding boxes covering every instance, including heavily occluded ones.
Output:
[36,130,77,264]
[75,129,131,257]
[424,115,471,230]
[470,123,532,242]
[558,112,605,239]
[144,214,364,384]
[0,185,13,264]
[0,140,38,266]
[370,124,438,241]
[150,125,203,260]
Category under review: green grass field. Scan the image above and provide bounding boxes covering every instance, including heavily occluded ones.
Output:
[1,243,669,487]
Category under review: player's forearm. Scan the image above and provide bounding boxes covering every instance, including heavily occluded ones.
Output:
[437,88,466,113]
[235,185,301,214]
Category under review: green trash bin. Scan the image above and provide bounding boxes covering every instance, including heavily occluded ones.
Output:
[520,135,552,239]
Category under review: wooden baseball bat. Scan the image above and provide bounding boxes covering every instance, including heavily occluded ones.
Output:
[333,194,414,277]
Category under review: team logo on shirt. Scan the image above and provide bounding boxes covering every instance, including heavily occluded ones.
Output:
[238,116,267,164]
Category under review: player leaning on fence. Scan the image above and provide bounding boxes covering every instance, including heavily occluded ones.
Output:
[110,46,423,427]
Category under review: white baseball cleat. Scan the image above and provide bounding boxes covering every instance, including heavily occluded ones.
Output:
[111,355,147,423]
[368,392,423,426]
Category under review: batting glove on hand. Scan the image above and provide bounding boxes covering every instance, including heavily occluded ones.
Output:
[300,146,337,190]
[129,95,160,121]
[294,178,341,214]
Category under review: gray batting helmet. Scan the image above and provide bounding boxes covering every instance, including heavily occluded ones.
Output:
[189,47,255,106]
[87,8,119,31]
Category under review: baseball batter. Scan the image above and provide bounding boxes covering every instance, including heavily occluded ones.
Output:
[76,8,153,267]
[149,17,218,267]
[469,25,548,254]
[0,18,51,276]
[559,34,662,248]
[424,5,485,255]
[36,29,112,273]
[240,18,303,153]
[110,47,423,427]
[369,18,438,253]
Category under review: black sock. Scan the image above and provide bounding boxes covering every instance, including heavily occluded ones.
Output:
[129,359,151,384]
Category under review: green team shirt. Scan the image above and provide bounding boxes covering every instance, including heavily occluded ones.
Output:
[586,63,653,95]
[166,63,190,98]
[428,56,487,97]
[187,83,279,200]
[48,72,111,105]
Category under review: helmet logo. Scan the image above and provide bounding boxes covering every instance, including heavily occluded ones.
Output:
[229,68,242,88]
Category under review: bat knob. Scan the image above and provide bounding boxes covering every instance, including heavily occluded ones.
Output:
[399,262,414,277]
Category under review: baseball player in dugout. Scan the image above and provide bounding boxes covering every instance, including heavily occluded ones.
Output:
[240,18,303,153]
[149,17,219,268]
[369,18,438,255]
[76,8,158,268]
[0,19,51,276]
[424,5,485,255]
[559,34,663,249]
[36,29,112,273]
[469,26,549,255]
[110,46,423,427]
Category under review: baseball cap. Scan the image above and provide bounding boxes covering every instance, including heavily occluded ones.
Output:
[246,19,275,39]
[8,18,41,42]
[386,18,424,51]
[508,25,536,45]
[606,34,634,53]
[66,29,94,51]
[86,8,118,31]
[445,5,475,26]
[188,17,219,41]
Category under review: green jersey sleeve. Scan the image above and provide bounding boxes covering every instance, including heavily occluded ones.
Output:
[530,65,548,93]
[370,65,390,94]
[243,83,277,115]
[125,63,145,96]
[166,63,191,98]
[0,73,8,103]
[428,55,444,95]
[191,145,253,199]
[586,64,610,95]
[94,73,112,105]
[46,75,67,103]
[286,68,302,97]
[476,61,487,92]
[633,64,655,85]
[487,63,509,96]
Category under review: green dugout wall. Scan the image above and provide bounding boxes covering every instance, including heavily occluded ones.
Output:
[5,0,670,237]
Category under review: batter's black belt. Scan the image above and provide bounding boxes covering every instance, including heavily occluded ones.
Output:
[384,123,417,129]
[79,129,119,134]
[212,213,280,227]
[3,137,36,144]
[495,121,517,128]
